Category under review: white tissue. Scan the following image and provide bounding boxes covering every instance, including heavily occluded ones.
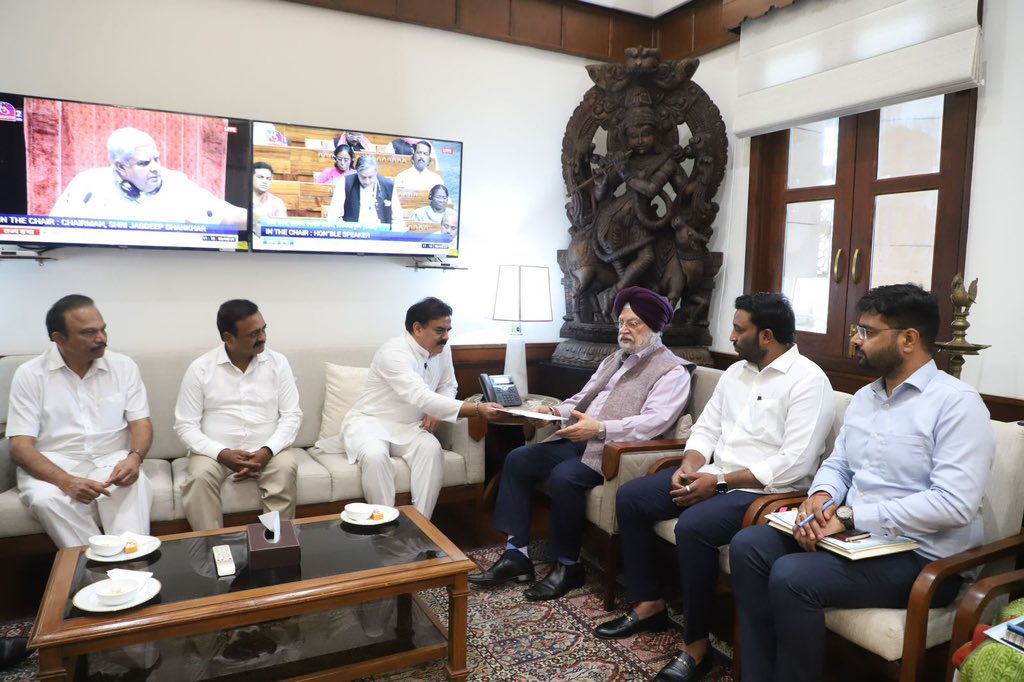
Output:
[258,510,281,544]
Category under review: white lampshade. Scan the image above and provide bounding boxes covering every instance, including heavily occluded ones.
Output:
[492,265,553,322]
[492,265,552,397]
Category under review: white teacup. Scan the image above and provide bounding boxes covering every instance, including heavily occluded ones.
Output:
[95,578,139,606]
[88,535,126,557]
[344,502,375,520]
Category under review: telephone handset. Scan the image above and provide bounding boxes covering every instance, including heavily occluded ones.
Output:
[478,373,523,407]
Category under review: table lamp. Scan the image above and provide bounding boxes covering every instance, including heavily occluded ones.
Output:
[492,265,552,396]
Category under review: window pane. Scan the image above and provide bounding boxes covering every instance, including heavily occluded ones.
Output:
[877,95,944,179]
[787,119,839,188]
[782,200,834,334]
[869,191,938,289]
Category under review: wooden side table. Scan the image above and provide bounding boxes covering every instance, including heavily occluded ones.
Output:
[464,393,560,508]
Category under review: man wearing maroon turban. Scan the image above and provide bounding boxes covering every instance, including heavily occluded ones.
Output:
[470,286,694,601]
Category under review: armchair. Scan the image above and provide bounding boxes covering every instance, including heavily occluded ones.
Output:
[748,419,1024,682]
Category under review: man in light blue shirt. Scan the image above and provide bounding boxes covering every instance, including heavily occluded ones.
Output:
[730,283,994,682]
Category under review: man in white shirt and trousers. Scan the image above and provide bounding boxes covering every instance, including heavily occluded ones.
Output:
[174,299,302,531]
[593,293,835,682]
[8,294,153,548]
[317,297,502,519]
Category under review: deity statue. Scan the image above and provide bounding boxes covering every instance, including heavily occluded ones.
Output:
[555,47,727,365]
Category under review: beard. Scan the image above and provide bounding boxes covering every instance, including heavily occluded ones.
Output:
[856,342,902,376]
[734,338,765,365]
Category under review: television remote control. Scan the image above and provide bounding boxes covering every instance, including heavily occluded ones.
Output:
[212,544,236,577]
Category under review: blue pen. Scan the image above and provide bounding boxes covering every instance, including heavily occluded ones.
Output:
[796,498,835,529]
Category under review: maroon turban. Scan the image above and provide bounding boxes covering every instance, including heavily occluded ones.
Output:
[612,287,675,332]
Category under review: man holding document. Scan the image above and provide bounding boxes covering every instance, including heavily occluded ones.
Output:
[730,284,995,682]
[469,287,693,601]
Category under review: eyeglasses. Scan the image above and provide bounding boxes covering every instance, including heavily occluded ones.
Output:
[333,155,351,162]
[617,319,645,331]
[854,325,907,339]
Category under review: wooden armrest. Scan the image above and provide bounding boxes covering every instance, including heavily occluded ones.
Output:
[601,438,687,480]
[948,568,1024,667]
[901,531,1024,681]
[743,491,808,527]
[648,455,684,476]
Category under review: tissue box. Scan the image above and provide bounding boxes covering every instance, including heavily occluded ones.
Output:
[245,521,301,571]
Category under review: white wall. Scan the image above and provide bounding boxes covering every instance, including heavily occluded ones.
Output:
[0,0,1019,400]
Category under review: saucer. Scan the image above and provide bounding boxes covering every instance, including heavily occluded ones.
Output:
[72,578,162,613]
[340,507,399,526]
[85,536,161,563]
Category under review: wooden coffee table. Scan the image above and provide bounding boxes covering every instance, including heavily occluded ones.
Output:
[28,506,475,681]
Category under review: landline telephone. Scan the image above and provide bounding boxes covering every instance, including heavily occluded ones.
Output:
[478,373,523,407]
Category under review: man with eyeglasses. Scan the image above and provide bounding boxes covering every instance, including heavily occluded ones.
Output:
[325,154,402,228]
[7,295,154,548]
[174,299,302,531]
[595,292,834,682]
[730,284,994,682]
[316,297,503,518]
[469,287,693,601]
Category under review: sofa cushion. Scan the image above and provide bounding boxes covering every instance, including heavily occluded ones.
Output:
[0,488,44,538]
[672,413,694,440]
[824,596,962,662]
[317,364,370,442]
[143,458,175,523]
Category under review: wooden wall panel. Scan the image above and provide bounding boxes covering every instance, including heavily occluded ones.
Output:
[283,0,732,62]
[655,6,694,59]
[511,0,563,49]
[459,0,512,38]
[610,12,656,55]
[397,0,456,27]
[722,0,797,30]
[564,3,612,58]
[451,343,559,400]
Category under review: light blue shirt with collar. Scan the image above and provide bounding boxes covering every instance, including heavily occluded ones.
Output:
[810,359,995,560]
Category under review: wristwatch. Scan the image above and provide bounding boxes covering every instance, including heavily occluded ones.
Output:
[597,422,607,440]
[836,505,855,530]
[716,473,728,495]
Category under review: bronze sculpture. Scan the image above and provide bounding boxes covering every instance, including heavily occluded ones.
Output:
[555,47,727,367]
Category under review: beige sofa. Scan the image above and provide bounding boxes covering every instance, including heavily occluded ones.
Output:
[0,347,483,554]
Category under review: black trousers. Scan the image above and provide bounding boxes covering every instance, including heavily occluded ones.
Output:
[491,439,602,560]
[617,466,760,643]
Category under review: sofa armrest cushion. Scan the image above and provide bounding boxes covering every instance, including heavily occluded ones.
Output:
[317,364,369,441]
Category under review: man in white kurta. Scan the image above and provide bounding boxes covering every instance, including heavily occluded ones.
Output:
[174,300,302,531]
[8,295,153,548]
[317,297,501,518]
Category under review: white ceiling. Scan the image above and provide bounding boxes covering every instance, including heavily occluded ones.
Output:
[578,0,695,18]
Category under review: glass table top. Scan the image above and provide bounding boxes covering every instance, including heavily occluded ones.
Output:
[64,513,444,620]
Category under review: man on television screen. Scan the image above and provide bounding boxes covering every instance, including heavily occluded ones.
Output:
[325,155,403,228]
[252,162,287,221]
[49,127,247,226]
[315,297,503,518]
[440,210,458,240]
[7,294,153,548]
[393,141,443,192]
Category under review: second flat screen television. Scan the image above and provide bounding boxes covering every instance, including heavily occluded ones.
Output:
[250,122,462,257]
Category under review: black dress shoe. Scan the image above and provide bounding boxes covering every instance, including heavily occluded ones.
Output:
[0,637,29,670]
[523,562,585,601]
[652,650,712,682]
[468,549,535,586]
[594,609,670,639]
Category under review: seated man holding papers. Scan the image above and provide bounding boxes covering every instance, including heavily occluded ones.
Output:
[594,292,835,682]
[470,287,693,602]
[730,284,996,682]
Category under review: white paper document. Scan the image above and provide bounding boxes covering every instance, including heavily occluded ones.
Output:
[497,408,567,421]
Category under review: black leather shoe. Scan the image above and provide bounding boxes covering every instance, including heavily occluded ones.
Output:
[0,637,29,670]
[594,609,670,639]
[468,550,535,586]
[523,562,586,601]
[652,650,712,682]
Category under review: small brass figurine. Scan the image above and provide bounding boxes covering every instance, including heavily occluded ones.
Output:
[935,273,989,379]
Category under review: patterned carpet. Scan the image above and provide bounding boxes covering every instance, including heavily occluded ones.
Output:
[0,544,734,681]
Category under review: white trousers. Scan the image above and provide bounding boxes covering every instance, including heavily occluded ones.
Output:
[17,459,153,549]
[354,431,444,519]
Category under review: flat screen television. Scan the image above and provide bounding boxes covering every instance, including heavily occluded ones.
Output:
[0,92,251,252]
[249,121,462,258]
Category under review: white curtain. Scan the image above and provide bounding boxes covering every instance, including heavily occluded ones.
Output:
[734,0,981,138]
